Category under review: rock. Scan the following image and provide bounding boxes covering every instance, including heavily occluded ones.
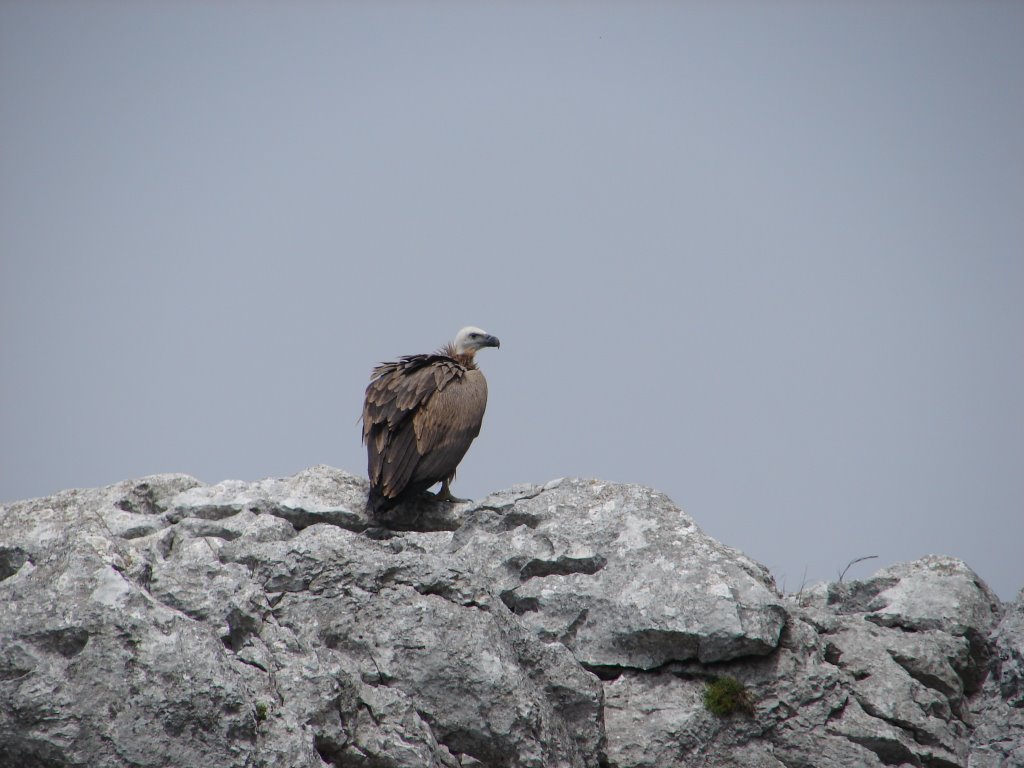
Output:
[599,557,1011,768]
[862,557,1002,629]
[0,466,1021,767]
[231,523,604,768]
[453,478,787,668]
[0,469,603,767]
[969,589,1024,768]
[0,521,258,767]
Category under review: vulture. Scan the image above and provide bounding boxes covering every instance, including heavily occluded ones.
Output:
[362,326,500,513]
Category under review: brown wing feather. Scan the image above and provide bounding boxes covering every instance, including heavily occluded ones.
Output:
[362,354,480,508]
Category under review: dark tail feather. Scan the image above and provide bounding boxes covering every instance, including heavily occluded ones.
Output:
[367,486,397,514]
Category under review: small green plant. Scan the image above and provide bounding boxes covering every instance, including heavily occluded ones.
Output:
[254,701,269,723]
[703,676,754,717]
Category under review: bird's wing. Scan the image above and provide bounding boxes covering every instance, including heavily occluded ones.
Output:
[362,355,465,499]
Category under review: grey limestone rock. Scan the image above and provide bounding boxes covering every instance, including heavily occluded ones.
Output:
[969,589,1024,767]
[452,478,787,668]
[600,557,1009,768]
[1,466,1021,767]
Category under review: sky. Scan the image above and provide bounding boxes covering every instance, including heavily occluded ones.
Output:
[2,1,1022,600]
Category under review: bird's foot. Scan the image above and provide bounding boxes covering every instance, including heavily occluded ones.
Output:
[432,486,470,504]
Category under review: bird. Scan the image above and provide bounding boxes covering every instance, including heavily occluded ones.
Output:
[361,326,500,513]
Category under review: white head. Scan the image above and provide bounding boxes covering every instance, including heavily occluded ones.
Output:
[452,326,501,355]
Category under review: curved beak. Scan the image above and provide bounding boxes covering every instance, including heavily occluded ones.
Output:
[483,334,500,349]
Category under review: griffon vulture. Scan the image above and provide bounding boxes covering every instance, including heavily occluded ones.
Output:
[362,326,500,512]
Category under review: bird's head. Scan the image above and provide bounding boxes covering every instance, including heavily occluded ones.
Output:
[452,326,500,357]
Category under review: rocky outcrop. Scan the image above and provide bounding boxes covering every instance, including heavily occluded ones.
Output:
[969,591,1024,767]
[0,466,1019,767]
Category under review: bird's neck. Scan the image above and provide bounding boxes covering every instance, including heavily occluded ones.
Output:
[440,343,477,369]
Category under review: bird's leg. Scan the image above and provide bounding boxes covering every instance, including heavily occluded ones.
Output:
[433,479,469,504]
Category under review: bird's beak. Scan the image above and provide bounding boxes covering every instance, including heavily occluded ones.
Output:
[484,334,500,349]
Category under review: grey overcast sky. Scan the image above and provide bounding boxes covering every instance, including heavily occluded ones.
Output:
[2,2,1022,599]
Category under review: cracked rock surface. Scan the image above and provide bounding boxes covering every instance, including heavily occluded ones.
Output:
[0,466,1020,767]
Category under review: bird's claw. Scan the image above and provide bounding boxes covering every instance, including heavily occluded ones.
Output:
[432,483,469,504]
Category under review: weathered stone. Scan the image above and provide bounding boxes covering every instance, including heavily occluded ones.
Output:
[599,558,1012,768]
[453,478,787,668]
[862,556,1002,637]
[235,523,605,768]
[0,537,257,768]
[824,621,968,766]
[165,464,469,533]
[969,589,1024,768]
[164,465,370,530]
[1,467,1021,768]
[0,469,607,767]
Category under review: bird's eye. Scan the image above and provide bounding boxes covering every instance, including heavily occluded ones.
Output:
[470,333,480,339]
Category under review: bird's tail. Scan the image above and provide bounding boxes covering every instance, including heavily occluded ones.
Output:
[367,486,397,515]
